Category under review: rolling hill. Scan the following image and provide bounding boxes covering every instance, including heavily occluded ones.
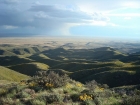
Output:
[0,46,140,88]
[0,49,16,56]
[0,56,32,66]
[0,66,29,82]
[0,45,44,56]
[8,62,49,76]
[41,47,140,87]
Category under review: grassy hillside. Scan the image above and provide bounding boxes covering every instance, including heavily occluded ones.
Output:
[52,60,125,72]
[8,62,49,76]
[42,47,140,87]
[78,70,139,87]
[0,49,16,56]
[0,66,29,82]
[0,56,31,66]
[28,54,61,67]
[0,45,44,56]
[70,61,140,87]
[10,46,44,55]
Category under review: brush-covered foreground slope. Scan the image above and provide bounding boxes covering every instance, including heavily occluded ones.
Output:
[0,71,140,105]
[0,66,29,82]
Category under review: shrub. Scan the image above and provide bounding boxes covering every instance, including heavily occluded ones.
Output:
[71,94,80,102]
[28,71,71,89]
[93,97,102,105]
[44,93,61,104]
[45,83,54,89]
[23,88,35,95]
[0,88,8,96]
[102,84,109,89]
[76,83,83,87]
[122,95,140,105]
[17,90,31,98]
[100,89,113,97]
[85,80,98,92]
[30,99,46,105]
[79,93,93,101]
[0,98,15,105]
[134,89,140,95]
[82,100,96,105]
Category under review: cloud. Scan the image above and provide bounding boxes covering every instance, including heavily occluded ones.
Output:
[0,7,29,27]
[3,25,18,29]
[107,13,140,17]
[124,17,131,20]
[0,0,139,36]
[0,2,111,36]
[29,4,92,20]
[0,0,19,4]
[77,0,140,13]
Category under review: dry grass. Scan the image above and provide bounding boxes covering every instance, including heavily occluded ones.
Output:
[0,66,29,82]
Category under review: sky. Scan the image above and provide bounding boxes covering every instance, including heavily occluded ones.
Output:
[0,0,140,39]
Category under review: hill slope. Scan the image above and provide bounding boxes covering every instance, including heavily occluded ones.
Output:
[0,49,16,56]
[8,62,49,76]
[0,66,29,82]
[0,45,44,56]
[1,46,140,88]
[0,56,31,66]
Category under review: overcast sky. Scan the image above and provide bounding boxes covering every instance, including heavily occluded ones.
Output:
[0,0,140,39]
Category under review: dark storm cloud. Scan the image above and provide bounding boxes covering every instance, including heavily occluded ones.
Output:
[0,1,108,36]
[29,5,92,19]
[0,0,19,4]
[0,3,94,29]
[0,8,24,26]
